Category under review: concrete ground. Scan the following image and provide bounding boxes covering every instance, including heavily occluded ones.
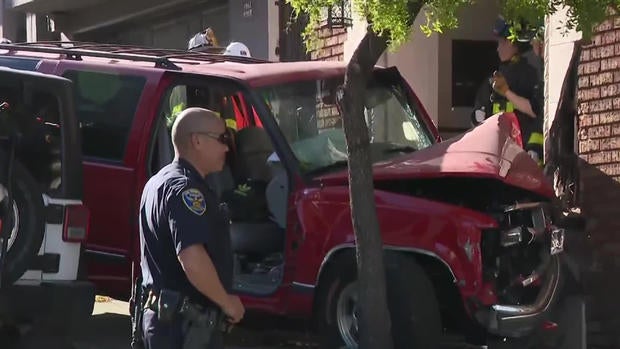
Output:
[3,296,482,349]
[76,297,319,349]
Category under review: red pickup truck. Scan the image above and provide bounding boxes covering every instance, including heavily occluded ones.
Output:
[0,42,585,348]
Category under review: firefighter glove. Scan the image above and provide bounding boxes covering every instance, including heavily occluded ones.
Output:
[492,71,510,96]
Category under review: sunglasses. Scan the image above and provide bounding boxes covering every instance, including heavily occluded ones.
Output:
[194,131,231,145]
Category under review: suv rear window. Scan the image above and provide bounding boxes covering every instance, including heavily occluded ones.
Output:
[63,70,146,161]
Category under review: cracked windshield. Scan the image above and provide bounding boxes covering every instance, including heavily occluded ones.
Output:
[258,76,434,174]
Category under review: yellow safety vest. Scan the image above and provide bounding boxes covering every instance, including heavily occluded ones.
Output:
[527,132,543,146]
[492,101,514,114]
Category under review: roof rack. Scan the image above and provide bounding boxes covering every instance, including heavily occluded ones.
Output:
[0,42,182,70]
[0,41,272,69]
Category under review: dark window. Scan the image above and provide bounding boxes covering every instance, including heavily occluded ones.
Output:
[0,57,41,71]
[63,70,146,161]
[452,40,499,107]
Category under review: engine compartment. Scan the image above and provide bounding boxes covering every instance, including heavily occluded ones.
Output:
[375,177,556,307]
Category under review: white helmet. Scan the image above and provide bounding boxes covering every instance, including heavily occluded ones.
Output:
[224,42,251,57]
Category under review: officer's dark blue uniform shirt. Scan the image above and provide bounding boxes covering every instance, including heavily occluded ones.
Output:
[139,158,233,308]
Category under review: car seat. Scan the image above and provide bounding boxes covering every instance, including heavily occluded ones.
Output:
[234,126,274,183]
[226,126,286,255]
[265,157,288,229]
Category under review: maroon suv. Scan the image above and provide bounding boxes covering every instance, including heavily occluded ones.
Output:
[0,42,585,348]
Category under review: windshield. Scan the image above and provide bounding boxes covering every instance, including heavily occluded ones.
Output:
[256,76,434,174]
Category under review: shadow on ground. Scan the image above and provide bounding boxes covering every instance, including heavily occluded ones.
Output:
[73,313,131,349]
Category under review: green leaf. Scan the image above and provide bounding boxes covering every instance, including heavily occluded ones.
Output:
[287,0,619,51]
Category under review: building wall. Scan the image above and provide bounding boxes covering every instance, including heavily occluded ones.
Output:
[310,25,346,61]
[91,4,231,51]
[574,10,620,348]
[545,8,582,146]
[2,0,275,61]
[342,0,501,139]
[436,0,500,139]
[382,7,440,128]
[228,0,276,61]
[308,24,347,130]
[0,0,25,41]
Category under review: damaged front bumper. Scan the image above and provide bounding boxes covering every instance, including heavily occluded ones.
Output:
[477,254,562,337]
[475,228,563,338]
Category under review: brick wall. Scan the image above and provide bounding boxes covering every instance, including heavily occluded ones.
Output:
[576,12,620,349]
[310,26,346,61]
[310,25,347,130]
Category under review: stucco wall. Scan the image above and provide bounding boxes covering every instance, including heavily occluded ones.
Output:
[545,7,582,148]
[343,0,501,139]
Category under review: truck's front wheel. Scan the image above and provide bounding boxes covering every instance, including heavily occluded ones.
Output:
[316,251,442,348]
[0,151,45,285]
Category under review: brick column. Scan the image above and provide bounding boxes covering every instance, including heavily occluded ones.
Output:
[310,26,346,61]
[576,12,620,349]
[310,26,347,130]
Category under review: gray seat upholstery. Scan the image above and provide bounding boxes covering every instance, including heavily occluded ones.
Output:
[155,120,174,171]
[234,126,274,182]
[227,126,289,255]
[206,165,235,199]
[266,160,288,229]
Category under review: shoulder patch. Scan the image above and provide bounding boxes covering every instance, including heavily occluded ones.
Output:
[181,188,206,215]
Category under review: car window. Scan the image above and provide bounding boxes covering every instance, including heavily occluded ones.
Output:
[63,70,146,161]
[163,84,261,131]
[257,77,434,174]
[0,57,40,71]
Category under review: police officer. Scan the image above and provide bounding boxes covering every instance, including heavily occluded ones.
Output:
[139,107,245,349]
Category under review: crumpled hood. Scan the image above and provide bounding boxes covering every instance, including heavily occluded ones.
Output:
[317,113,555,198]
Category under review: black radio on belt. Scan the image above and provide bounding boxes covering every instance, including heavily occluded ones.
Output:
[158,289,184,323]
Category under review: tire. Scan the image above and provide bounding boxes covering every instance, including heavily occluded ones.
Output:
[316,251,442,348]
[0,150,46,286]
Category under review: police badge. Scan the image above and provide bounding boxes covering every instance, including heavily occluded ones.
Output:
[182,188,206,215]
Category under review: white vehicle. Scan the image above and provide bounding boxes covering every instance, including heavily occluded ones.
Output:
[0,66,93,343]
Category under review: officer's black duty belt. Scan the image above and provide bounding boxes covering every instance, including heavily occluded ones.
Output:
[144,288,232,333]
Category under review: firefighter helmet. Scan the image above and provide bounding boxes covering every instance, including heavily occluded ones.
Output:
[188,27,219,51]
[224,42,251,57]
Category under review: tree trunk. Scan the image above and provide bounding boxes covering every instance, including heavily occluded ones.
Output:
[338,4,423,348]
[339,28,391,349]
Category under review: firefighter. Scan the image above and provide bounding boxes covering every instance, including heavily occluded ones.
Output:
[473,16,544,166]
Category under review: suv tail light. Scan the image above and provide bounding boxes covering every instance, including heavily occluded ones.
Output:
[63,204,90,242]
